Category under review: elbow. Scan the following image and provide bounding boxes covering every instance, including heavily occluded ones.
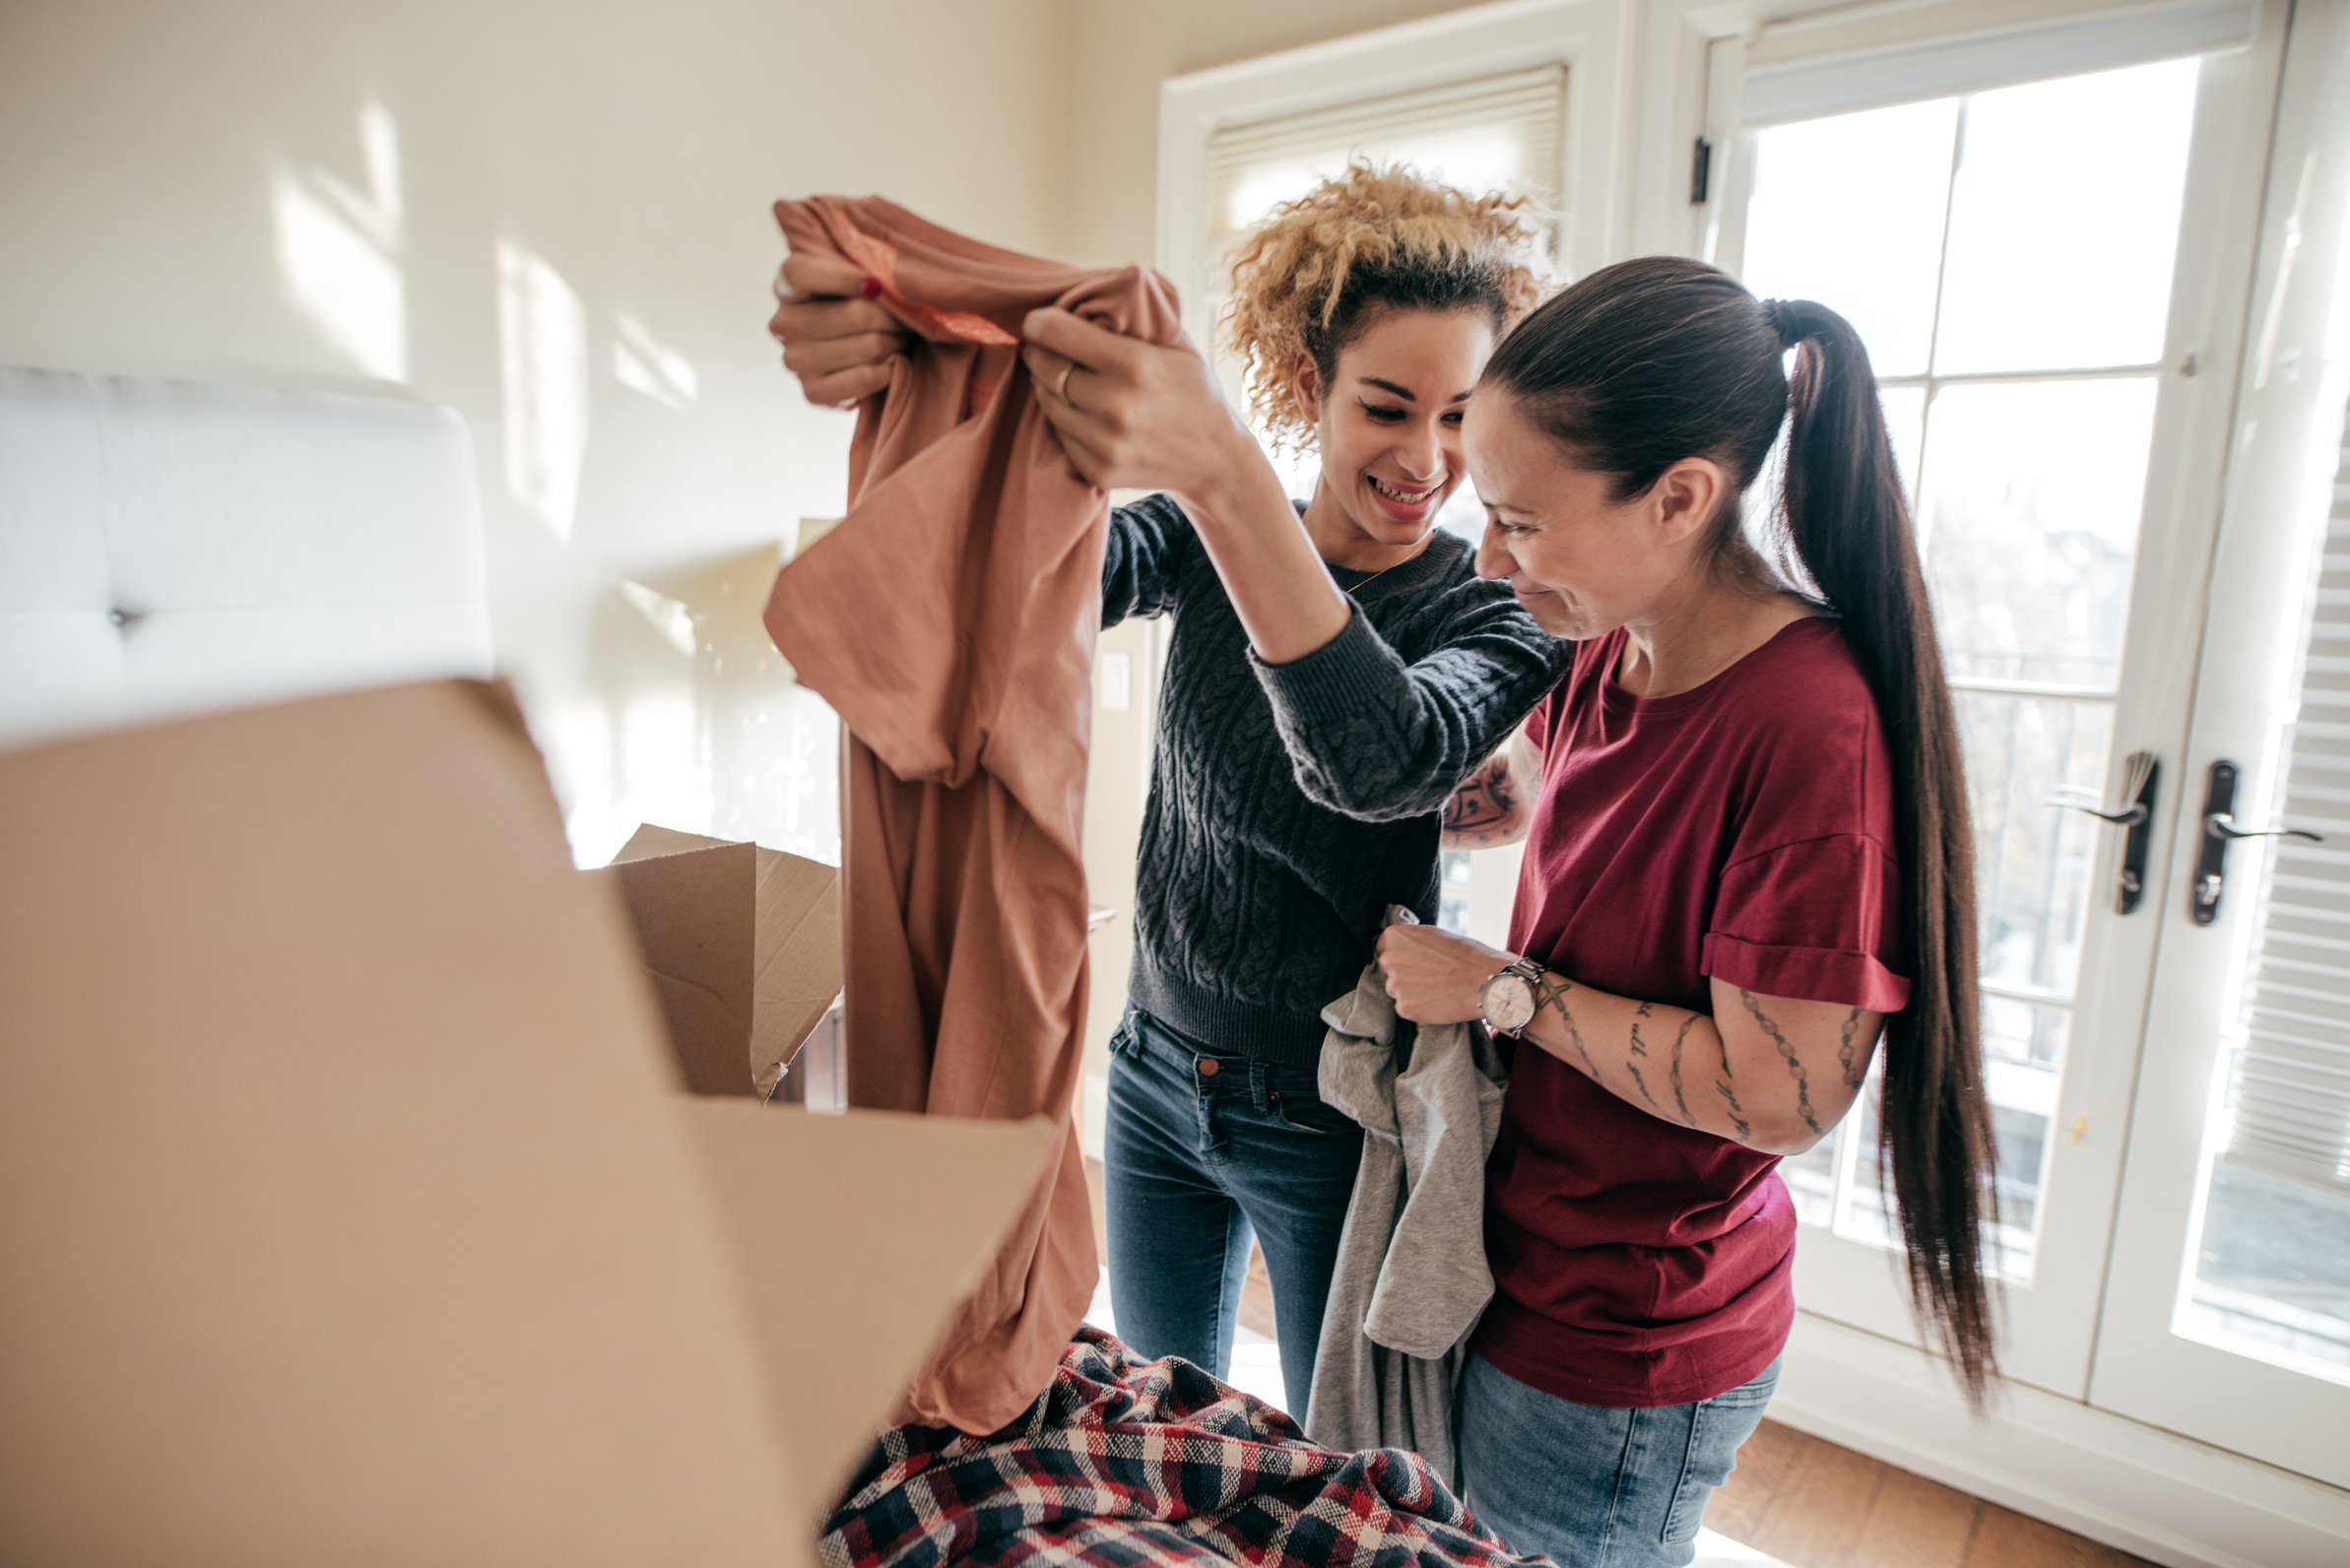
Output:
[1297,767,1448,822]
[1752,1116,1829,1158]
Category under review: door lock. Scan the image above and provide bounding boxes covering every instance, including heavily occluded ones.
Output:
[2189,759,2325,926]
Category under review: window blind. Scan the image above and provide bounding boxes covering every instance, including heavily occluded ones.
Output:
[2227,397,2350,1196]
[1738,0,2257,127]
[1204,65,1567,244]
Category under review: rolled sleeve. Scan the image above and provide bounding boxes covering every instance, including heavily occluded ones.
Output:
[1700,834,1912,1013]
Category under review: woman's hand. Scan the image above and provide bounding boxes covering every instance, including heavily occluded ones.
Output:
[768,252,912,408]
[1019,309,1261,500]
[1376,923,1513,1025]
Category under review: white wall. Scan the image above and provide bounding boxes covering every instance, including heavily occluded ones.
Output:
[0,0,1073,864]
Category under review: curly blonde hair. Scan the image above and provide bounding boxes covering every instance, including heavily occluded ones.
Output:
[1222,162,1549,449]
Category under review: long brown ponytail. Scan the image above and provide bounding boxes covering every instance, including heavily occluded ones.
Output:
[1483,257,2000,1402]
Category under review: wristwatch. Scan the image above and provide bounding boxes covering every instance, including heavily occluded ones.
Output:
[1478,955,1547,1035]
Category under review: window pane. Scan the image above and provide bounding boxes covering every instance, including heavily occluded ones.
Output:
[1835,1021,2057,1282]
[1783,1132,1838,1227]
[1742,98,1958,377]
[1956,692,2115,996]
[1438,848,1474,934]
[1983,1025,2064,1244]
[1934,60,2200,374]
[1881,383,1926,506]
[1984,987,2069,1073]
[1919,378,2157,689]
[2187,1160,2350,1375]
[1837,1074,1895,1250]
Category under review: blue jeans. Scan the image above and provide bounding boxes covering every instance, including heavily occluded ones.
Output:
[1457,1351,1782,1568]
[1102,1003,1363,1408]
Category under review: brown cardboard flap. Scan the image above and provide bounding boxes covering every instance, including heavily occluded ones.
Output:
[0,681,803,1564]
[682,1102,1056,1527]
[613,821,730,864]
[596,824,842,1099]
[751,848,844,1092]
[595,836,760,1094]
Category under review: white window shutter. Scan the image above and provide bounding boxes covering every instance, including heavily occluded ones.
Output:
[2227,398,2350,1196]
[1204,65,1567,247]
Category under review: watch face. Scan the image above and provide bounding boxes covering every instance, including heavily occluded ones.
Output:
[1483,973,1536,1034]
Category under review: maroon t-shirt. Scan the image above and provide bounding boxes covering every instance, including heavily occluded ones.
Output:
[1472,618,1912,1407]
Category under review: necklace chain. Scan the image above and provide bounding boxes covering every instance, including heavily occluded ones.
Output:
[1341,537,1435,595]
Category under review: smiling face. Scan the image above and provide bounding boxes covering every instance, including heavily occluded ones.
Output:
[1293,304,1497,554]
[1464,389,1730,640]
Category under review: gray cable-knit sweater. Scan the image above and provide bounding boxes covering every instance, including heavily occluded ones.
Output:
[1107,492,1571,1068]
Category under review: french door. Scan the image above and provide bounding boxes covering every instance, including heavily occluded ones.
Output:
[1711,3,2299,1411]
[2091,0,2350,1488]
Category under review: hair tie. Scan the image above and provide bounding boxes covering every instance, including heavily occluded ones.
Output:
[1763,297,1802,348]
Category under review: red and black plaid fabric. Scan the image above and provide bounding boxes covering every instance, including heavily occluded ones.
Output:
[819,1326,1548,1568]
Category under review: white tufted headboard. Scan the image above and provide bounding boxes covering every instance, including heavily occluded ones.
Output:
[0,367,493,749]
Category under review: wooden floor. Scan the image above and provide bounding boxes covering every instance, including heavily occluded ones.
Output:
[1707,1419,2150,1568]
[1080,1158,2143,1568]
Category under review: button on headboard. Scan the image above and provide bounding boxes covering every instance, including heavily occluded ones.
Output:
[0,367,494,748]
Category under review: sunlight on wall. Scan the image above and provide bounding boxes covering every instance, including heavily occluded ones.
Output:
[271,102,407,380]
[618,578,699,658]
[614,311,699,409]
[541,548,845,871]
[619,688,710,843]
[495,240,589,539]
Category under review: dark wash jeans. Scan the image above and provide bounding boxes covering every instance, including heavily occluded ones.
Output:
[1101,1003,1363,1411]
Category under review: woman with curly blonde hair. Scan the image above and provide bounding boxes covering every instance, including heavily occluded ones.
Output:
[769,165,1569,1405]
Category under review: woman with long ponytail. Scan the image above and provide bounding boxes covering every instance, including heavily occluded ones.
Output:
[1375,257,1997,1567]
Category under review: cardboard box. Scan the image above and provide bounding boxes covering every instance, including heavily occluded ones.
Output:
[0,680,1052,1565]
[592,823,842,1099]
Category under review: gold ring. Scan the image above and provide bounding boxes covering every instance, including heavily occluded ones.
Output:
[1056,361,1074,401]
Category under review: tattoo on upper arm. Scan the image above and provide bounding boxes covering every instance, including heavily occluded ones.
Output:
[1625,1001,1664,1112]
[1534,975,1601,1084]
[1666,1015,1699,1126]
[1739,988,1826,1138]
[1838,1008,1868,1088]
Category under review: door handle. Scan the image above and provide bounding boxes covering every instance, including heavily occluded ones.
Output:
[2052,750,2159,914]
[2189,759,2327,926]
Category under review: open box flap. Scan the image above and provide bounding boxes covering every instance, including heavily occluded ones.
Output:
[682,1101,1057,1526]
[599,824,842,1097]
[593,834,760,1094]
[0,680,808,1563]
[751,848,843,1092]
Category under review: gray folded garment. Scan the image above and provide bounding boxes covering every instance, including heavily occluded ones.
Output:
[1302,906,1511,1489]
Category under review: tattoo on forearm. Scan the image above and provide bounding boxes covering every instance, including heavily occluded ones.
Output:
[1666,1015,1699,1126]
[1740,988,1826,1138]
[1625,1001,1664,1112]
[1712,1020,1753,1141]
[1714,1078,1753,1142]
[1441,753,1518,842]
[1534,975,1601,1083]
[1838,1008,1867,1088]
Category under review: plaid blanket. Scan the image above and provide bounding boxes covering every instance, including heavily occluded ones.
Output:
[819,1326,1547,1568]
